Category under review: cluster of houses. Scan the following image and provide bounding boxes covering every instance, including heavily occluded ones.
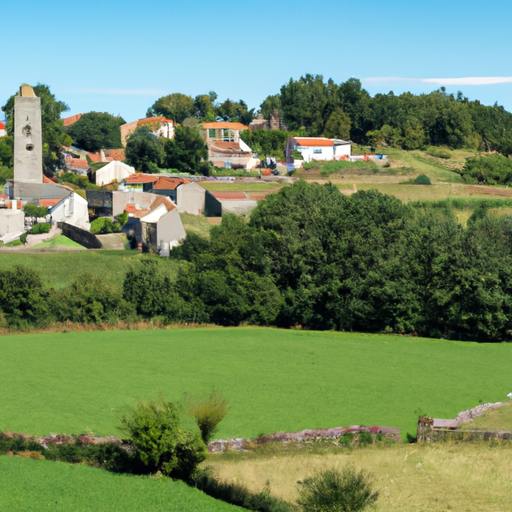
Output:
[0,84,353,253]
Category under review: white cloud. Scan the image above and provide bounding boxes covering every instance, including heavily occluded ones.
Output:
[364,77,512,86]
[422,77,512,86]
[69,88,168,96]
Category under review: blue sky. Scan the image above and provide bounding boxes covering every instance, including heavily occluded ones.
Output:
[2,0,512,122]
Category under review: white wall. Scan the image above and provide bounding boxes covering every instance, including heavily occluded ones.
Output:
[0,210,24,236]
[297,146,334,163]
[50,193,90,231]
[176,182,205,215]
[96,161,135,186]
[334,143,351,158]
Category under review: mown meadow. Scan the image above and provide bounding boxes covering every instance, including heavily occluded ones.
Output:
[1,328,511,439]
[0,456,244,512]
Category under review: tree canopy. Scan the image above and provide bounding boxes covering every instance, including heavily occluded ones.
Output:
[66,112,125,152]
[125,127,165,173]
[147,93,195,124]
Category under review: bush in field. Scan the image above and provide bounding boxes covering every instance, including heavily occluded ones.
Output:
[29,223,51,235]
[461,153,512,185]
[184,391,230,443]
[297,466,378,512]
[119,396,206,479]
[412,174,431,185]
[0,266,53,328]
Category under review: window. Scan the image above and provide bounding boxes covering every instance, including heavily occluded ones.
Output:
[313,149,322,154]
[208,129,216,138]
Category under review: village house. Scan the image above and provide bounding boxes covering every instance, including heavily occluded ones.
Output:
[202,122,258,170]
[0,121,6,138]
[120,117,174,146]
[286,137,351,165]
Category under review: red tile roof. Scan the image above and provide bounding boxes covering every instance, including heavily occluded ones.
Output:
[65,157,90,171]
[39,199,61,208]
[210,191,247,200]
[105,149,126,161]
[126,174,159,184]
[63,113,83,127]
[43,175,56,184]
[152,176,190,191]
[0,193,8,200]
[150,195,176,212]
[87,152,103,163]
[0,122,5,129]
[203,122,249,131]
[294,137,334,147]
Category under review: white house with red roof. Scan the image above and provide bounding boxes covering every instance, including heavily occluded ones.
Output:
[202,122,258,170]
[0,121,6,138]
[286,137,351,164]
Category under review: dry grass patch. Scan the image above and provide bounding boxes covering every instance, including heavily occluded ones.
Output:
[459,402,512,432]
[205,443,512,511]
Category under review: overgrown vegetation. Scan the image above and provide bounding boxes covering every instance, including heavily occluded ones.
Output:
[297,467,378,512]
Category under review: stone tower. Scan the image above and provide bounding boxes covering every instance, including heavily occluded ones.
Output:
[13,84,43,199]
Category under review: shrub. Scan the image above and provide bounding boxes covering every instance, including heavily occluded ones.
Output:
[184,391,230,443]
[90,217,121,234]
[29,223,51,235]
[297,466,379,512]
[23,204,48,218]
[118,396,206,480]
[412,174,431,185]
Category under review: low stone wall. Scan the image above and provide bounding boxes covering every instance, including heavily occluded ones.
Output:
[1,431,123,450]
[417,401,512,442]
[207,425,402,453]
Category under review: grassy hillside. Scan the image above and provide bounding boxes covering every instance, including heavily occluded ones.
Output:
[0,456,243,512]
[1,328,511,440]
[0,252,177,290]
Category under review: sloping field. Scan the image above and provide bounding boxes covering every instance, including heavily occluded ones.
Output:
[1,328,511,440]
[0,456,243,512]
[0,251,175,290]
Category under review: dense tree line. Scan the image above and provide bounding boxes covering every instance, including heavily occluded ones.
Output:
[260,75,512,154]
[65,112,125,152]
[3,183,512,342]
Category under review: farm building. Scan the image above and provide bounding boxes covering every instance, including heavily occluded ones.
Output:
[286,137,351,164]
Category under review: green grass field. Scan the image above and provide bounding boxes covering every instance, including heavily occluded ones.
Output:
[1,328,511,440]
[0,251,178,290]
[32,235,84,249]
[0,456,243,512]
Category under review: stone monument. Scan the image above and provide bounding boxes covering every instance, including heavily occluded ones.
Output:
[12,85,44,200]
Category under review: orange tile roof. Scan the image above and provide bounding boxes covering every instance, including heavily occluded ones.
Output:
[137,117,173,126]
[63,113,83,127]
[152,177,190,191]
[150,195,176,212]
[39,199,61,208]
[65,157,90,171]
[86,152,103,163]
[43,175,56,184]
[126,174,159,184]
[0,122,5,129]
[294,137,334,147]
[0,193,8,200]
[105,149,126,161]
[203,122,249,131]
